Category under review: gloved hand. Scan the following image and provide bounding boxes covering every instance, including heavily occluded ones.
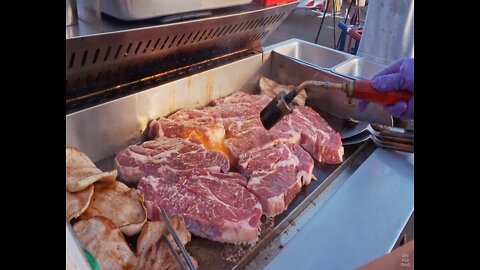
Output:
[359,58,414,120]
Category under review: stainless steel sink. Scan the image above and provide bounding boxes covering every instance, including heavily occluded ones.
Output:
[265,38,354,70]
[332,58,385,80]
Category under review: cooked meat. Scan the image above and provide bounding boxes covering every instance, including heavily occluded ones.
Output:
[138,170,262,244]
[136,238,198,270]
[147,108,225,151]
[238,143,314,217]
[73,216,137,270]
[137,218,190,255]
[66,185,94,221]
[80,181,147,236]
[115,137,230,184]
[136,219,197,270]
[259,76,307,106]
[66,147,117,192]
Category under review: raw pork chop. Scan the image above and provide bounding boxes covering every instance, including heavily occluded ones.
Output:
[138,170,262,244]
[115,137,229,184]
[146,108,225,150]
[238,143,314,217]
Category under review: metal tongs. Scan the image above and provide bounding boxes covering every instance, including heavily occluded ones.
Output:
[161,209,197,270]
[341,120,414,153]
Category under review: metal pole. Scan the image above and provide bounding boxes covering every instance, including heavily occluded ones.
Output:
[332,0,337,48]
[315,0,330,44]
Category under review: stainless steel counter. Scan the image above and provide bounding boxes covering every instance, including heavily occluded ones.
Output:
[247,147,414,270]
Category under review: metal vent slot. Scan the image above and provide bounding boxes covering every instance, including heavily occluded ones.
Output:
[247,20,257,30]
[229,24,239,34]
[124,43,133,57]
[265,16,275,25]
[210,28,220,39]
[81,51,88,66]
[217,26,227,37]
[275,13,285,23]
[177,34,186,46]
[184,33,192,44]
[69,53,75,68]
[197,30,207,41]
[235,22,244,33]
[274,14,282,23]
[204,29,213,40]
[263,16,272,25]
[191,32,200,43]
[143,40,152,53]
[114,45,123,59]
[264,16,273,25]
[104,47,111,61]
[252,19,262,29]
[240,21,251,32]
[152,38,161,51]
[222,25,232,36]
[256,18,266,28]
[92,49,100,64]
[270,14,281,24]
[161,37,170,50]
[134,42,143,54]
[168,35,178,48]
[257,17,267,27]
[264,15,274,25]
[260,30,270,39]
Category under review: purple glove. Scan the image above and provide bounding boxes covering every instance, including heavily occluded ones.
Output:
[359,58,414,120]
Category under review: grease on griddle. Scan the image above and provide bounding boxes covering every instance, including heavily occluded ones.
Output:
[221,216,275,263]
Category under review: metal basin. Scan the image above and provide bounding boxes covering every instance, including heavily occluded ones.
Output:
[332,57,385,80]
[266,38,354,70]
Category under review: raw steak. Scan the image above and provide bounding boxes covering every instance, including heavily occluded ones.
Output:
[238,143,314,217]
[223,116,300,163]
[138,170,262,244]
[204,92,272,126]
[115,137,229,184]
[146,108,225,150]
[281,106,344,164]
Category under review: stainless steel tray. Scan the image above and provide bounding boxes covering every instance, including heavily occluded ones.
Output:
[264,38,354,70]
[331,57,386,80]
[100,0,253,21]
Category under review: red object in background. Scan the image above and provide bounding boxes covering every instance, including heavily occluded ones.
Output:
[306,1,324,9]
[254,0,297,7]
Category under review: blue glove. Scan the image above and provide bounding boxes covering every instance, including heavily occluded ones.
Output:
[359,58,414,120]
